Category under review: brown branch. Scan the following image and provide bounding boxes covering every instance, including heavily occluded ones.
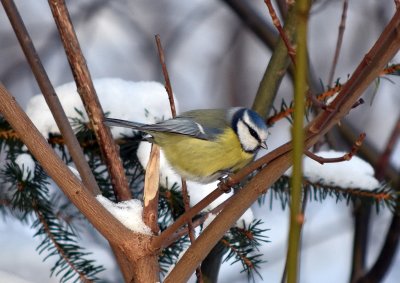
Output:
[1,0,100,196]
[155,34,177,118]
[0,84,149,258]
[181,179,203,282]
[264,0,296,65]
[47,0,131,201]
[328,0,349,86]
[304,132,366,164]
[375,116,400,180]
[153,187,226,249]
[163,195,233,248]
[164,6,400,281]
[267,62,400,126]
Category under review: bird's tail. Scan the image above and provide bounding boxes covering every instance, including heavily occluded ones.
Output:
[104,118,145,129]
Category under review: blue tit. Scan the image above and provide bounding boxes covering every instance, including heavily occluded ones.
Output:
[105,107,269,183]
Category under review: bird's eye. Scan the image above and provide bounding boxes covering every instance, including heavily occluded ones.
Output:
[248,127,260,141]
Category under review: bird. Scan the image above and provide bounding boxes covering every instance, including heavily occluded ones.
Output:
[104,107,269,184]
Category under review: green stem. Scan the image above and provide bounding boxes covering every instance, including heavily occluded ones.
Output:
[286,1,310,283]
[252,4,297,118]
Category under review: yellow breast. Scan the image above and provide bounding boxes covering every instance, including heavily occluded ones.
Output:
[153,128,254,183]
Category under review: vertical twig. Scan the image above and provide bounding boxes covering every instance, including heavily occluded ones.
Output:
[47,0,131,201]
[155,34,203,282]
[252,4,298,117]
[264,0,297,65]
[155,35,177,118]
[328,0,349,86]
[1,0,100,196]
[375,116,400,180]
[286,1,311,283]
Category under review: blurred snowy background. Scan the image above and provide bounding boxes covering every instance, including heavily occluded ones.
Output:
[0,0,399,282]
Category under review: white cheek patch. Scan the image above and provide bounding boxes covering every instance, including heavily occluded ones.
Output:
[237,120,259,152]
[243,110,269,142]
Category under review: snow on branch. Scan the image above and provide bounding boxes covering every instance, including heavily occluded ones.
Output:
[96,195,152,235]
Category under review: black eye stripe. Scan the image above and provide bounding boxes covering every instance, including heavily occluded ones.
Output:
[241,119,261,142]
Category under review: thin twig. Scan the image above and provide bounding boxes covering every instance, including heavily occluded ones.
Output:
[305,132,366,164]
[47,0,131,201]
[152,186,225,249]
[264,0,296,65]
[267,63,398,126]
[375,116,400,180]
[1,0,100,196]
[328,0,349,86]
[164,193,233,247]
[155,34,202,281]
[155,34,176,117]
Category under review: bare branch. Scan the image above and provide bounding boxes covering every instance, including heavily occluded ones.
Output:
[1,0,100,196]
[0,84,147,253]
[264,0,296,65]
[47,0,131,201]
[305,133,366,164]
[328,0,349,86]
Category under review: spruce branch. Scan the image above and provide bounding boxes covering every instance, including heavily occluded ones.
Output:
[1,162,104,282]
[264,175,397,212]
[222,220,269,281]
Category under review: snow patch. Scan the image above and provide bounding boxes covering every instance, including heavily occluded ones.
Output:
[96,195,151,235]
[26,78,177,138]
[285,150,379,191]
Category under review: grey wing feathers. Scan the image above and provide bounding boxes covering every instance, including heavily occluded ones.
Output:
[141,118,210,140]
[104,118,144,129]
[105,117,210,140]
